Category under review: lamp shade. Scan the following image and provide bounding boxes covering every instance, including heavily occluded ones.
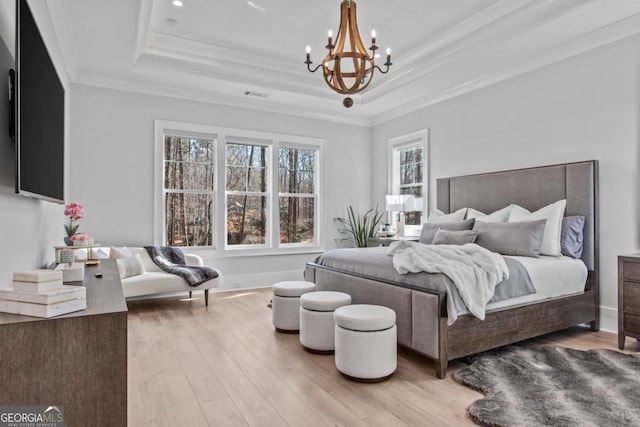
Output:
[385,194,418,211]
[410,197,424,212]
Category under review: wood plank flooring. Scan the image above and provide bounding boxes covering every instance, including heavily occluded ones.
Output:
[127,288,640,426]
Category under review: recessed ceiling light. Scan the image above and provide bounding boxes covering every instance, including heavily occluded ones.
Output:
[172,0,183,7]
[165,18,178,27]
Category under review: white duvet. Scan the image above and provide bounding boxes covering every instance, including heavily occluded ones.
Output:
[388,241,509,322]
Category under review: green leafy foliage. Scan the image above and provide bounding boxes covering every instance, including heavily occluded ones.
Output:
[64,223,79,238]
[336,204,383,248]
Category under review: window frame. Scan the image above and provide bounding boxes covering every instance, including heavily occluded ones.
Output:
[163,132,217,247]
[224,138,272,250]
[277,141,320,249]
[154,120,324,256]
[388,129,429,236]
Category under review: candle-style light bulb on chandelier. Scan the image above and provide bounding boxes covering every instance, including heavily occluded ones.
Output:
[305,0,392,108]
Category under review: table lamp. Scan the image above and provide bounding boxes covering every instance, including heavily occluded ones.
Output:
[385,194,417,237]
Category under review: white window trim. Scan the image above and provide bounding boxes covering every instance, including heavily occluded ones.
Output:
[277,141,320,249]
[224,138,272,251]
[388,129,429,236]
[154,120,324,256]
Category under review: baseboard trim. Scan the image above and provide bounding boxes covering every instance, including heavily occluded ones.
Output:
[599,305,617,333]
[124,270,304,303]
[214,269,305,291]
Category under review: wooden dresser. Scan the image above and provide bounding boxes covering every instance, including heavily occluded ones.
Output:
[618,253,640,349]
[0,260,127,426]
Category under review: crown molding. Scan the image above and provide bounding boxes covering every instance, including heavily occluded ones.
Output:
[72,72,373,127]
[41,0,640,127]
[44,0,80,82]
[0,1,14,58]
[370,8,640,126]
[134,0,153,60]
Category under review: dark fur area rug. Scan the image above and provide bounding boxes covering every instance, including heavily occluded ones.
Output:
[453,345,640,427]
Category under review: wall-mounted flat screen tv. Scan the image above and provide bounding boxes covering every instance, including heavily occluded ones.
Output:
[13,0,65,203]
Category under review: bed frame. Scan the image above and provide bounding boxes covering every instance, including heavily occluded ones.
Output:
[305,160,599,378]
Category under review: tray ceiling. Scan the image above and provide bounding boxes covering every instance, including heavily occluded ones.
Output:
[14,0,640,125]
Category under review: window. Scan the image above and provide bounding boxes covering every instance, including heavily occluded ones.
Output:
[397,143,423,225]
[155,121,322,252]
[225,141,269,246]
[163,135,215,246]
[278,146,317,245]
[389,130,429,232]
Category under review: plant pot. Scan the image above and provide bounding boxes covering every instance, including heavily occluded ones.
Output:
[64,236,74,246]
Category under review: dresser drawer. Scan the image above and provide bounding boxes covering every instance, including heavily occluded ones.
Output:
[623,261,640,281]
[623,282,640,313]
[624,313,640,335]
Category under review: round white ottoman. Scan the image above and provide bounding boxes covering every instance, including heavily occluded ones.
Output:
[334,304,397,382]
[300,291,352,354]
[272,281,316,333]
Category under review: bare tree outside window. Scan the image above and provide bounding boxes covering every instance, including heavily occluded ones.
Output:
[279,147,316,244]
[226,142,269,245]
[398,145,423,225]
[164,136,215,246]
[159,123,322,250]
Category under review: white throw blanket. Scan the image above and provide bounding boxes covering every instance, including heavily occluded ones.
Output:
[388,241,509,323]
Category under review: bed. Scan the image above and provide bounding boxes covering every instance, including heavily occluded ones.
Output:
[304,160,599,378]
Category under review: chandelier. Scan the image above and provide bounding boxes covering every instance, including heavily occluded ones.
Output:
[305,0,392,108]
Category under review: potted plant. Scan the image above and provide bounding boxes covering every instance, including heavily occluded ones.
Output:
[335,204,383,248]
[63,202,84,245]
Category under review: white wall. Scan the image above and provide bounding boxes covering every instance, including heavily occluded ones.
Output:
[69,85,371,290]
[0,2,69,286]
[371,35,640,332]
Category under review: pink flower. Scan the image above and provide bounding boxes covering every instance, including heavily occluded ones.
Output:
[64,202,85,238]
[70,233,91,241]
[64,202,84,221]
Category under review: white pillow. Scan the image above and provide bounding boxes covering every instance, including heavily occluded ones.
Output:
[109,246,131,259]
[466,205,514,223]
[509,199,567,256]
[73,248,109,262]
[427,208,467,223]
[95,248,109,259]
[116,254,145,279]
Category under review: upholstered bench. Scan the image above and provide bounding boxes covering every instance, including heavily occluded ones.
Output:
[299,291,351,354]
[334,304,397,382]
[271,281,316,333]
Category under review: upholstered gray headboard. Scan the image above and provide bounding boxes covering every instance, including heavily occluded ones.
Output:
[436,161,598,272]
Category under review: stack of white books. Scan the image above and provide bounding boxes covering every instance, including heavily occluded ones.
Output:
[0,270,86,318]
[54,262,85,282]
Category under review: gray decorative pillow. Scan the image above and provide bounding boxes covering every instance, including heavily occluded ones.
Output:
[561,216,585,258]
[116,254,145,279]
[419,218,475,244]
[473,219,547,257]
[432,229,478,245]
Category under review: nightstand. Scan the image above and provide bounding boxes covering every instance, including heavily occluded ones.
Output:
[367,236,419,247]
[618,253,640,349]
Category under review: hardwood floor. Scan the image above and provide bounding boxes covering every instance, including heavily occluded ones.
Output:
[127,288,639,426]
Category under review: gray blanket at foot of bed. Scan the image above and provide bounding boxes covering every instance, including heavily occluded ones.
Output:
[314,246,535,323]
